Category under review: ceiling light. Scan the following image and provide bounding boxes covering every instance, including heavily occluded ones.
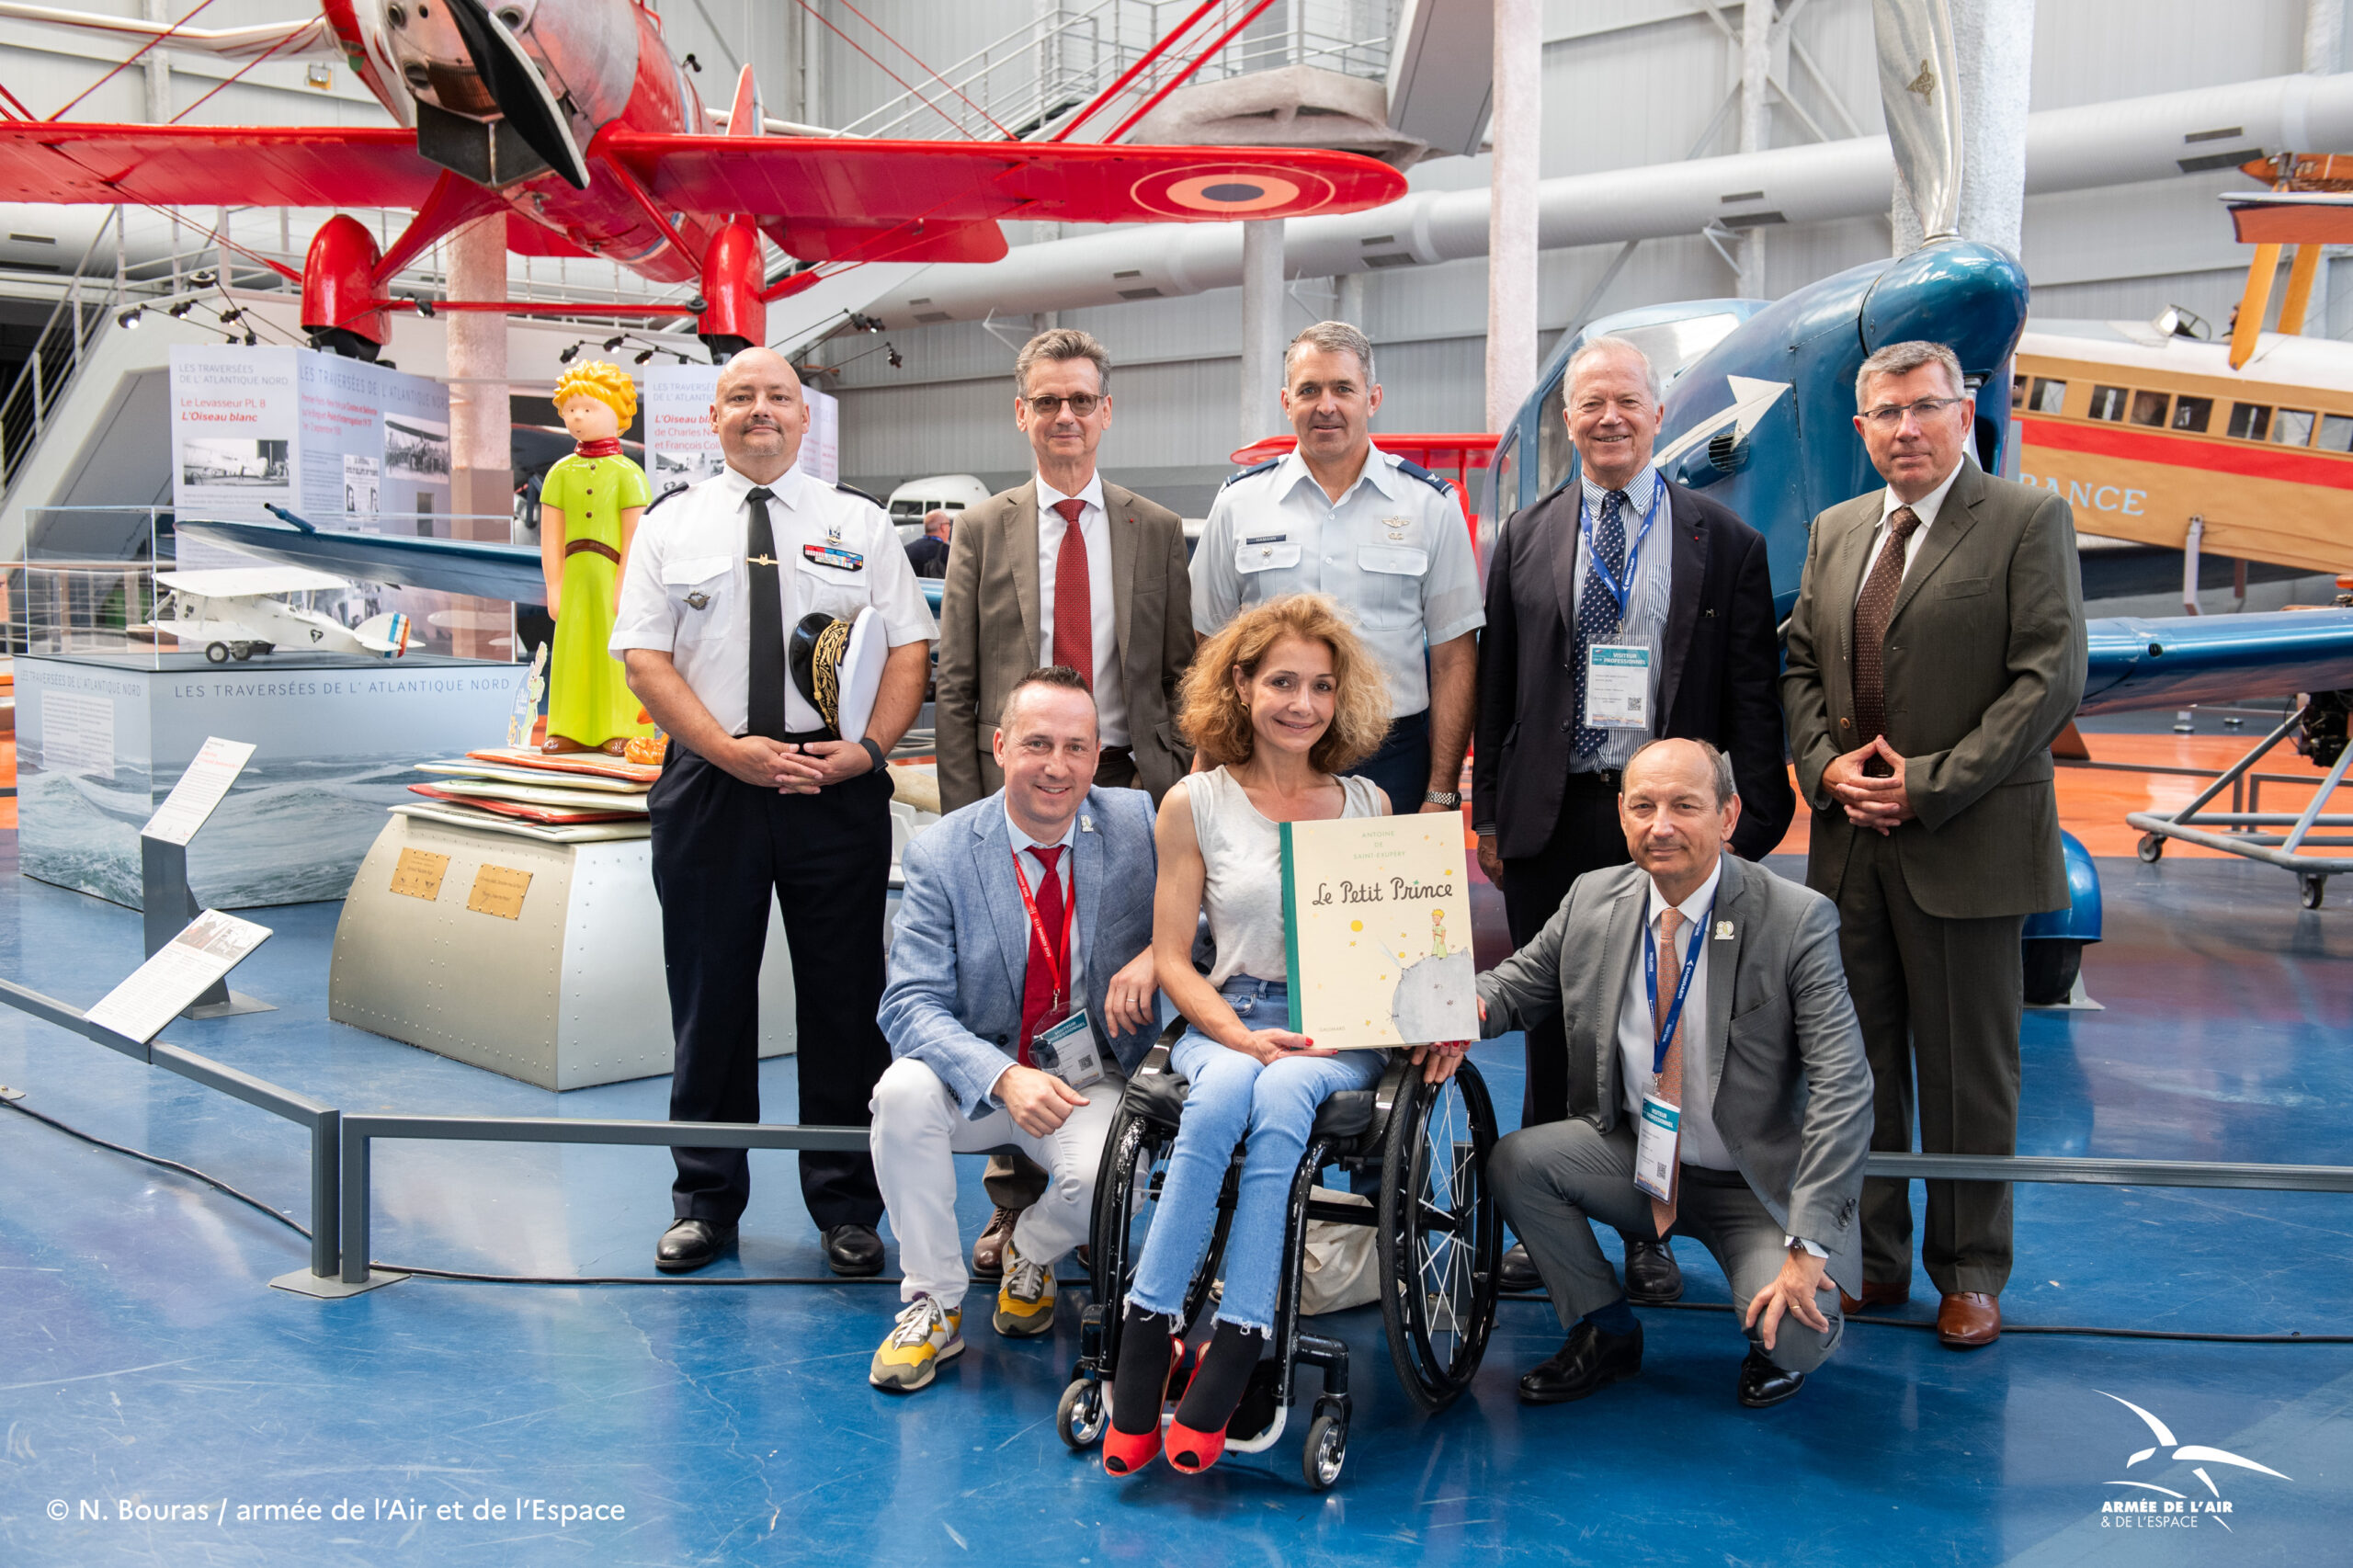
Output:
[117,306,143,328]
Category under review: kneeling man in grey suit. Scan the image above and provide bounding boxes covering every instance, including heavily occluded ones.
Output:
[1479,737,1873,1409]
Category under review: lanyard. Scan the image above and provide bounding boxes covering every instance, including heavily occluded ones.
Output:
[1009,848,1076,1016]
[1643,891,1716,1076]
[1579,477,1665,619]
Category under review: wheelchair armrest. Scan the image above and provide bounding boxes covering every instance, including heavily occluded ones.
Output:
[1311,1087,1377,1142]
[1120,1017,1191,1132]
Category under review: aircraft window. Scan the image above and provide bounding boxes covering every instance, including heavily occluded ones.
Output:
[2319,414,2353,452]
[2172,396,2213,432]
[2028,378,2066,414]
[2129,391,2169,426]
[1492,433,1520,523]
[2273,408,2316,446]
[2086,386,2129,421]
[1605,313,1745,387]
[2226,403,2272,440]
[2011,374,2028,408]
[1536,373,1574,496]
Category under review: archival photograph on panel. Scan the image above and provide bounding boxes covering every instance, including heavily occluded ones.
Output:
[342,452,381,517]
[180,437,290,489]
[383,414,450,481]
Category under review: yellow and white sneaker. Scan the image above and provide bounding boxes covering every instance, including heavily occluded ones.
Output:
[870,1294,963,1392]
[994,1241,1056,1338]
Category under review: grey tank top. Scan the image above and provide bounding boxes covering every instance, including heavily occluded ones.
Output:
[1185,766,1386,987]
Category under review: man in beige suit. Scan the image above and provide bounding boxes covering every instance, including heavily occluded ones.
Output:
[935,327,1194,812]
[933,327,1194,1272]
[1781,339,2086,1350]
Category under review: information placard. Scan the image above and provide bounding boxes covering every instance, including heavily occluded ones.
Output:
[142,737,256,846]
[85,911,272,1043]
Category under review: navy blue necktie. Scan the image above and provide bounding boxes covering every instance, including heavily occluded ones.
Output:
[1572,489,1629,759]
[745,486,787,740]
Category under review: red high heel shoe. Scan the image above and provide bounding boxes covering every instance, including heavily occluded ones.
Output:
[1163,1415,1227,1475]
[1101,1334,1186,1477]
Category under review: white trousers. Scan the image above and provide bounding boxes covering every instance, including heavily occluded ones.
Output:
[870,1056,1125,1304]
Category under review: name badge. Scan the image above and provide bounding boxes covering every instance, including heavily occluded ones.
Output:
[1032,1010,1104,1091]
[1633,1094,1679,1203]
[801,543,864,571]
[1585,643,1652,731]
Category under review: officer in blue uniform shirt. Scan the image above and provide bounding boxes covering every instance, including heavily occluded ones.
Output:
[614,347,938,1279]
[1189,321,1483,815]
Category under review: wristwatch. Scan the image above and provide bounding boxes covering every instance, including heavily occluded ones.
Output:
[1423,790,1461,808]
[859,737,888,774]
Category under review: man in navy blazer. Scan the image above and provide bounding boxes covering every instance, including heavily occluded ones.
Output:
[869,666,1162,1392]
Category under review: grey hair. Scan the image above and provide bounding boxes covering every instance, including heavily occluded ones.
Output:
[1283,320,1375,385]
[1624,735,1737,809]
[1855,339,1965,410]
[1564,335,1664,404]
[1014,327,1111,396]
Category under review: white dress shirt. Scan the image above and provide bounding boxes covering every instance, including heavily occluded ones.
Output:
[1615,858,1823,1255]
[1034,471,1128,747]
[1191,441,1484,719]
[609,462,936,736]
[1850,455,1969,608]
[1567,463,1672,771]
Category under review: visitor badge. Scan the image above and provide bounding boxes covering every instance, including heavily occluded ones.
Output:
[1032,1010,1103,1091]
[801,543,864,571]
[1633,1093,1680,1202]
[1585,643,1651,731]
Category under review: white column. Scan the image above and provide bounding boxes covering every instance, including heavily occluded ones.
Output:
[1738,0,1773,297]
[1239,218,1287,449]
[2308,0,2345,73]
[142,0,170,122]
[1484,0,1540,433]
[445,214,511,535]
[1336,271,1368,328]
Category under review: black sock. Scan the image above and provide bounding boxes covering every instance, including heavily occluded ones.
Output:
[1110,1304,1175,1437]
[1585,1297,1638,1338]
[1172,1320,1265,1437]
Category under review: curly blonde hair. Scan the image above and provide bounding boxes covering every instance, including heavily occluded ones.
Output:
[1178,594,1392,775]
[551,360,637,426]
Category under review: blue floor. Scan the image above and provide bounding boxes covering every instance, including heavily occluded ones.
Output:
[1,838,2347,1565]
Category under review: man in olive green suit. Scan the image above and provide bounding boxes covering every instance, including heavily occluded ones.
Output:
[1780,339,2086,1351]
[935,327,1194,813]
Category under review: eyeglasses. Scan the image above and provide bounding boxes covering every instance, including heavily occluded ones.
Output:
[1026,392,1102,417]
[1860,396,1969,427]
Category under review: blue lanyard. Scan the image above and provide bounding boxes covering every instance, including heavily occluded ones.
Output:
[1643,891,1716,1076]
[1579,478,1665,619]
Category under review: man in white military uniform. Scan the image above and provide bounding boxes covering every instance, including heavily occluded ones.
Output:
[1190,320,1483,814]
[614,347,937,1278]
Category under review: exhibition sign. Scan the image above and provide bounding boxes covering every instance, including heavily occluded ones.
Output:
[643,365,837,494]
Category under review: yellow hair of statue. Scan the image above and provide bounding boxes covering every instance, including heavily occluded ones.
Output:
[551,360,637,426]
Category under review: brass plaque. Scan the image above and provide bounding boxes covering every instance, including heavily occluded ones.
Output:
[466,864,532,920]
[390,846,450,902]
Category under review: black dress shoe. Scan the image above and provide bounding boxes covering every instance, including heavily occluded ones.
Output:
[1518,1319,1643,1404]
[1623,1238,1684,1304]
[655,1218,736,1274]
[1498,1242,1543,1294]
[824,1222,886,1278]
[1736,1346,1805,1408]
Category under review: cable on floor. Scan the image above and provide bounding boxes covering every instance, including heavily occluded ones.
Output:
[7,1096,2349,1335]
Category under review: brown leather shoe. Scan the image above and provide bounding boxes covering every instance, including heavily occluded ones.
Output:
[1937,1291,2002,1348]
[972,1206,1019,1280]
[1838,1279,1911,1314]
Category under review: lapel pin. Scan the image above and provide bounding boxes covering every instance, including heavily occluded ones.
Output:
[1080,814,1094,833]
[1714,919,1735,940]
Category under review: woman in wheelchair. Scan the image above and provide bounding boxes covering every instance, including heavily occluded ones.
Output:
[1104,594,1466,1477]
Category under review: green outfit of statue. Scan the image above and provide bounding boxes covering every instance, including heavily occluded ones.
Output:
[539,363,654,755]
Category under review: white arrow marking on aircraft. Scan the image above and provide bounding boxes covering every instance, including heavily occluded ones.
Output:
[1653,375,1790,472]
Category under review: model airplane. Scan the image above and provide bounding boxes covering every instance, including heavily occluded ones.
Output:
[0,0,1404,360]
[144,565,413,661]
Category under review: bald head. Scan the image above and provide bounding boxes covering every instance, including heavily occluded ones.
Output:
[710,347,807,483]
[1618,737,1740,903]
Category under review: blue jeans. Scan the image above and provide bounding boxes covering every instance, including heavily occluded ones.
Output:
[1127,979,1387,1334]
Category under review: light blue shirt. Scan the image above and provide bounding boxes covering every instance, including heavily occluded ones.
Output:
[1191,441,1484,719]
[1569,463,1671,772]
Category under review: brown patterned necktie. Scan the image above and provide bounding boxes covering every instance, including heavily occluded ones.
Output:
[1849,505,1922,778]
[1648,906,1687,1240]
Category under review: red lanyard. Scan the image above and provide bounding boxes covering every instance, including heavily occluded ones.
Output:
[1009,848,1076,1015]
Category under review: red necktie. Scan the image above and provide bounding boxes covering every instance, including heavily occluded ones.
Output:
[1051,496,1095,688]
[1017,845,1069,1066]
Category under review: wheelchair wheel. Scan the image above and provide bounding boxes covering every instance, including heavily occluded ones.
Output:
[1086,1098,1233,1333]
[1056,1379,1106,1451]
[1375,1059,1501,1414]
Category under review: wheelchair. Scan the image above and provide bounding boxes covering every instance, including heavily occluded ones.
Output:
[1052,1018,1502,1490]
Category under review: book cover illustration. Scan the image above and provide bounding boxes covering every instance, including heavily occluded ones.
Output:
[1279,814,1479,1049]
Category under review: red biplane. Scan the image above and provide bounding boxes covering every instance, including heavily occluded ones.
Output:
[0,0,1404,358]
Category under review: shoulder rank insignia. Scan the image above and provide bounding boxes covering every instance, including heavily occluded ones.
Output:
[1221,457,1282,489]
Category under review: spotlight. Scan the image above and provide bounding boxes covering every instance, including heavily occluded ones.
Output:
[415,299,436,318]
[886,343,903,369]
[243,332,257,346]
[601,335,624,351]
[117,306,143,328]
[166,301,194,318]
[217,307,242,324]
[558,344,580,364]
[683,51,702,73]
[848,312,884,332]
[634,348,654,364]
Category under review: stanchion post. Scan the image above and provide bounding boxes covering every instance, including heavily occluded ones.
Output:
[310,1108,339,1280]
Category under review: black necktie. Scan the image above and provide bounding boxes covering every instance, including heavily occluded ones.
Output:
[745,485,787,739]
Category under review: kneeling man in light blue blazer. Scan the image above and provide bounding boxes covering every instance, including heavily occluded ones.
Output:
[870,666,1162,1392]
